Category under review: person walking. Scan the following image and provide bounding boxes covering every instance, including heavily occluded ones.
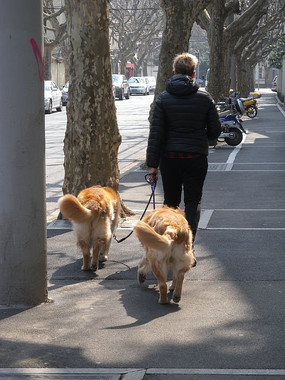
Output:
[146,53,221,244]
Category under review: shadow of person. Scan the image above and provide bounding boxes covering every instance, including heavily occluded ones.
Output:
[99,267,180,329]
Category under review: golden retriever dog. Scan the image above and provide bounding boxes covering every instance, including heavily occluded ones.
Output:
[58,186,120,272]
[134,206,196,304]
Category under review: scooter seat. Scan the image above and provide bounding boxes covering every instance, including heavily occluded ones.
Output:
[219,110,231,117]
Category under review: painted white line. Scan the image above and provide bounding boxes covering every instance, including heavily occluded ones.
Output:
[205,208,285,211]
[123,369,146,380]
[225,138,244,171]
[198,209,214,229]
[210,162,285,165]
[146,368,285,376]
[276,102,285,118]
[226,146,241,164]
[206,227,285,231]
[1,368,284,377]
[0,368,145,376]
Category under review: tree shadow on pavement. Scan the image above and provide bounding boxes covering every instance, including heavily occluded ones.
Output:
[0,338,98,368]
[100,267,181,329]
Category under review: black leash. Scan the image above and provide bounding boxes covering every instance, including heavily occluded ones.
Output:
[113,173,157,243]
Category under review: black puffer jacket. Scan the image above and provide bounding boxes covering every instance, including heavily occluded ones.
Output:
[146,74,222,168]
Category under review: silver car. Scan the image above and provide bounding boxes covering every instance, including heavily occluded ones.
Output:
[44,80,62,113]
[128,77,149,95]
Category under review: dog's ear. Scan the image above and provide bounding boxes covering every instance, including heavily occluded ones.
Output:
[177,225,193,247]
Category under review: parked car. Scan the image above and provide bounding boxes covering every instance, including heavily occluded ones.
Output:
[195,78,204,86]
[112,74,130,100]
[44,80,62,113]
[128,77,149,95]
[271,75,278,92]
[143,76,156,93]
[61,81,69,105]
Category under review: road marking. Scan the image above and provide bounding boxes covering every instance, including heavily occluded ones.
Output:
[227,169,285,172]
[147,368,285,376]
[225,141,243,171]
[198,209,214,229]
[1,368,284,378]
[206,227,285,231]
[276,102,285,118]
[204,208,285,211]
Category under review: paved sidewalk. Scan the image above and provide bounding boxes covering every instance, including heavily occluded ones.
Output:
[0,90,284,379]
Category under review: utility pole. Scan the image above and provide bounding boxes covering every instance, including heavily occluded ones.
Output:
[0,1,47,305]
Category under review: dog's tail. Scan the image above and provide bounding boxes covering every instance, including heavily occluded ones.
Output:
[134,221,171,250]
[59,194,92,223]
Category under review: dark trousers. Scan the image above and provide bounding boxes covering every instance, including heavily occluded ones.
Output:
[159,155,208,241]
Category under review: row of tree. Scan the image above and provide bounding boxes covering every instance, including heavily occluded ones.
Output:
[44,0,284,100]
[43,0,285,214]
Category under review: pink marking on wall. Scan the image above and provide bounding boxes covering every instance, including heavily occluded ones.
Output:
[30,38,44,82]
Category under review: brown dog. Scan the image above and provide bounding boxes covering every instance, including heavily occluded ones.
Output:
[58,186,120,272]
[134,206,196,304]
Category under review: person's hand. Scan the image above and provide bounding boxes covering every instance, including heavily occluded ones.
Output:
[149,167,158,181]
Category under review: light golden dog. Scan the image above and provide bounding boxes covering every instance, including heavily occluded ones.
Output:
[59,186,120,272]
[134,206,196,304]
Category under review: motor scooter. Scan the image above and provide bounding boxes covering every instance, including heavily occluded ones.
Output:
[240,91,261,118]
[217,91,261,119]
[219,111,247,146]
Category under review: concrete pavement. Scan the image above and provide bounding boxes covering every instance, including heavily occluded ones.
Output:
[0,89,285,379]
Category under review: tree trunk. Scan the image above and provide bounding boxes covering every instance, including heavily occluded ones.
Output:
[63,0,121,196]
[207,0,226,101]
[236,57,253,96]
[150,0,210,121]
[222,42,233,98]
[44,44,53,80]
[142,61,148,76]
[155,0,195,98]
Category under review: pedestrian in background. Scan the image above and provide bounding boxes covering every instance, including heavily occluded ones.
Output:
[146,52,221,245]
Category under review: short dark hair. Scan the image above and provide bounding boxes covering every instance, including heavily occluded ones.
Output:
[173,53,198,76]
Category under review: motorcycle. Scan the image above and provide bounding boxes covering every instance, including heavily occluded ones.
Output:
[217,91,261,119]
[219,111,247,146]
[239,91,261,118]
[211,99,247,147]
[217,91,244,118]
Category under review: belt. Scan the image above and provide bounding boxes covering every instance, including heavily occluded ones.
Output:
[163,151,202,159]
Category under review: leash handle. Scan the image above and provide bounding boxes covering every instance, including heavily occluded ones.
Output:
[145,172,157,186]
[144,173,157,209]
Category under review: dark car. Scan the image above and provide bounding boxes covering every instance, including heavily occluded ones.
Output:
[61,81,69,105]
[112,74,130,100]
